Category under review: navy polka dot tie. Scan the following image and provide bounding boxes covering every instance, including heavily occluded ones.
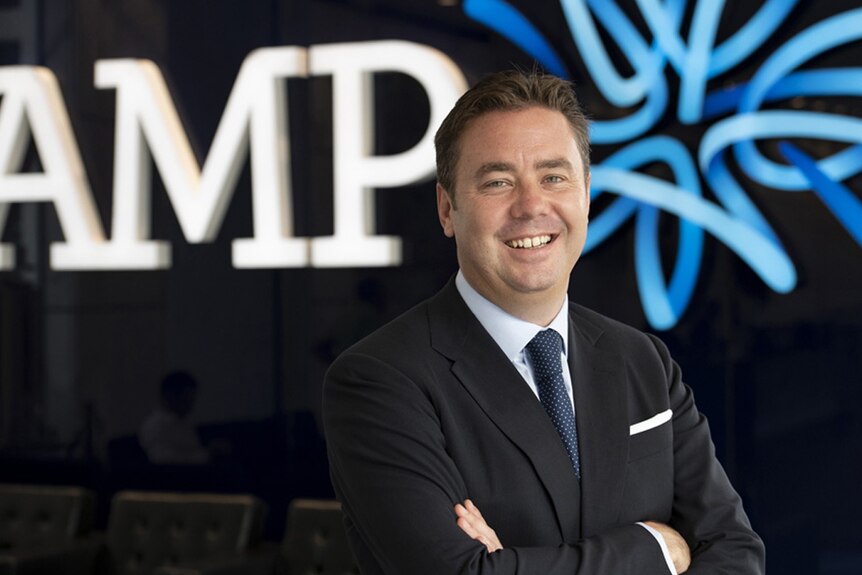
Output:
[525,329,581,479]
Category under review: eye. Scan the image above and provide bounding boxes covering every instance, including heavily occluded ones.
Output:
[544,175,565,183]
[482,179,511,191]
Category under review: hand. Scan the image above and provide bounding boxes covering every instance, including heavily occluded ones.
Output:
[454,499,503,553]
[644,521,691,574]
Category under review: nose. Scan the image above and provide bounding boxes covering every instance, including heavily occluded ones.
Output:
[510,181,548,219]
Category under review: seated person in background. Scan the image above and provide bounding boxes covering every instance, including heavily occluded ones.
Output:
[139,370,210,464]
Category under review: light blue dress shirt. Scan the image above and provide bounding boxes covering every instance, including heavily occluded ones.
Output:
[455,271,574,412]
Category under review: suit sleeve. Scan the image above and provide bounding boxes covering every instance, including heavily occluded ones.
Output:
[323,351,674,575]
[648,334,766,574]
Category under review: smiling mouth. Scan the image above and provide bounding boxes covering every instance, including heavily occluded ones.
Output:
[505,234,554,249]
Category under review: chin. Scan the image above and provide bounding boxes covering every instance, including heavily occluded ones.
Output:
[508,277,564,297]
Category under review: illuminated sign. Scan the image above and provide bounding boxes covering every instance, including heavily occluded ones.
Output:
[3,3,861,330]
[0,41,467,270]
[465,0,862,328]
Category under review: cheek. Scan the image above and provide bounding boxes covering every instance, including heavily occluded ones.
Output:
[457,217,495,257]
[453,199,509,247]
[564,201,589,228]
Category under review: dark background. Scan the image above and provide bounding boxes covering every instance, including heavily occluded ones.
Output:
[1,1,861,573]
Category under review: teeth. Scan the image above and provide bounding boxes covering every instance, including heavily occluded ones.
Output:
[506,235,552,249]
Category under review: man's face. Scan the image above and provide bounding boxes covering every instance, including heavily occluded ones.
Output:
[437,106,590,319]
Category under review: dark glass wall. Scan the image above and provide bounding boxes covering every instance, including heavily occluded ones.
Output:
[1,0,861,569]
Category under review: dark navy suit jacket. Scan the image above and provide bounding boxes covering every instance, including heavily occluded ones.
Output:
[323,279,765,574]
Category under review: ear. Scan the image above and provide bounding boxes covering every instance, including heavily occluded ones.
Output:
[585,171,591,216]
[436,183,456,238]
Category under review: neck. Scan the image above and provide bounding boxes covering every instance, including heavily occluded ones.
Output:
[461,274,566,326]
[499,294,565,326]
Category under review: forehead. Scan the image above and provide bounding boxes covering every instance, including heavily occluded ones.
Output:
[455,107,584,174]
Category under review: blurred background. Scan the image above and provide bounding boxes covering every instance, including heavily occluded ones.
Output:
[1,1,861,573]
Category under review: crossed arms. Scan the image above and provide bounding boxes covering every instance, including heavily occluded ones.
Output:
[456,499,691,573]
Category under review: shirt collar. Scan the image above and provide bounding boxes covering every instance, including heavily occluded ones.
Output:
[455,270,569,361]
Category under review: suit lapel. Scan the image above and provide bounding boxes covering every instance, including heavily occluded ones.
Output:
[428,281,581,542]
[567,307,630,537]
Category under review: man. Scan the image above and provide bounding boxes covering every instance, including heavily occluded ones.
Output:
[140,370,210,464]
[323,70,765,574]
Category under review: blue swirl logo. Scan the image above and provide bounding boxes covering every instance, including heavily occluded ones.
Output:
[464,0,862,329]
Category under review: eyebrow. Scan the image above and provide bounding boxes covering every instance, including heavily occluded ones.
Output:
[473,158,575,179]
[536,158,574,171]
[474,162,515,179]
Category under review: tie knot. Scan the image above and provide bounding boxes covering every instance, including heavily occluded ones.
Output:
[525,329,563,376]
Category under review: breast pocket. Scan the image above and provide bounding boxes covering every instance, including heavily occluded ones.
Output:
[627,418,672,462]
[620,419,675,523]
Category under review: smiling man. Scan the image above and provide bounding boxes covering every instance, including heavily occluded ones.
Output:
[323,71,765,574]
[436,105,589,328]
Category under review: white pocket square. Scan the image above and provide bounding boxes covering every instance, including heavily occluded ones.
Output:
[629,409,673,436]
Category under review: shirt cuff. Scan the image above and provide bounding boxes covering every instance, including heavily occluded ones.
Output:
[636,522,677,575]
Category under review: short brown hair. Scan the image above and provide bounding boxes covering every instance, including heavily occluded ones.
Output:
[434,70,591,198]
